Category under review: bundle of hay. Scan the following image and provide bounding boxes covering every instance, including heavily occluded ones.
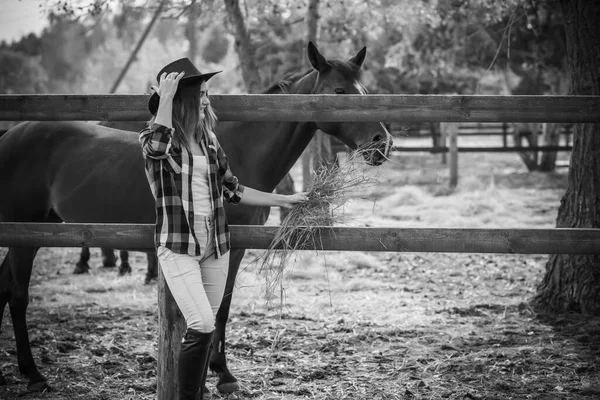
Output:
[258,150,381,302]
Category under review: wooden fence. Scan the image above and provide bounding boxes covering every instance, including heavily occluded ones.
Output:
[389,122,574,152]
[2,223,600,254]
[1,94,600,400]
[2,94,600,122]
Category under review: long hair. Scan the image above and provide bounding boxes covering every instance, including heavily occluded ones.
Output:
[150,81,218,151]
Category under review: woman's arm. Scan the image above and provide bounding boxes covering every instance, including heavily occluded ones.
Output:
[139,71,185,159]
[239,187,308,208]
[139,124,174,159]
[152,71,185,129]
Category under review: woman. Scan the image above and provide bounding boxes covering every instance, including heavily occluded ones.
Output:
[139,58,307,400]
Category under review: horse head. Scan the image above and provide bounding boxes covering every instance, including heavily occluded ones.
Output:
[306,42,392,166]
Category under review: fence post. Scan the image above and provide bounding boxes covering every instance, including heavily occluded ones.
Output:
[438,122,447,164]
[442,122,459,188]
[157,269,186,399]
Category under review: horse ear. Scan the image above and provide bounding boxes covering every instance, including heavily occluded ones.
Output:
[349,46,367,68]
[307,41,328,72]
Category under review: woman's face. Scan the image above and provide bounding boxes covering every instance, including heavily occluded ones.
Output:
[199,81,209,120]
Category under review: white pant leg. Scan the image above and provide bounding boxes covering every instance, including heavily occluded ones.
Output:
[195,214,230,317]
[158,246,215,333]
[199,251,230,317]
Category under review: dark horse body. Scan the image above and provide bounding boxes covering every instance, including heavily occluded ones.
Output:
[75,119,159,283]
[0,43,392,392]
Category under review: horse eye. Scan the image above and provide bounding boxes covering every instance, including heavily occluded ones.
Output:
[334,88,345,94]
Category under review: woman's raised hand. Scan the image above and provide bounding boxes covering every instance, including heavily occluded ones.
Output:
[150,71,185,100]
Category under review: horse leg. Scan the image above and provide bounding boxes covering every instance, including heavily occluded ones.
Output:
[117,250,132,276]
[101,248,117,267]
[0,255,9,386]
[144,252,158,284]
[6,247,49,392]
[74,246,91,274]
[210,248,245,393]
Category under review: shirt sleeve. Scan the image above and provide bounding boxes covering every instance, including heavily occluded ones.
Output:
[139,123,174,160]
[222,168,245,204]
[211,132,245,204]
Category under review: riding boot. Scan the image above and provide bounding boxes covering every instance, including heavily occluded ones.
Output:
[200,342,213,398]
[179,328,213,400]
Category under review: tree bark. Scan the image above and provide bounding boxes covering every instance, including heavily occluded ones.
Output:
[539,122,560,172]
[302,0,334,190]
[223,0,262,93]
[186,0,200,64]
[512,122,540,171]
[533,0,600,315]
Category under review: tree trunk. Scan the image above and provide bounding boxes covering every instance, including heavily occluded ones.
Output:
[186,1,200,64]
[539,123,560,172]
[533,0,600,315]
[223,0,262,93]
[512,122,540,171]
[302,0,332,190]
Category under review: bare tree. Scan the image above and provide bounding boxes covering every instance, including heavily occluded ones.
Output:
[223,0,261,92]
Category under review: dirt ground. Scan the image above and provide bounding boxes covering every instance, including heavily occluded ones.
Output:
[1,136,599,399]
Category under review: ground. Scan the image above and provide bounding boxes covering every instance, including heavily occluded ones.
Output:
[1,135,599,399]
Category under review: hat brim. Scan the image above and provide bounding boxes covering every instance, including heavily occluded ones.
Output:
[148,70,222,115]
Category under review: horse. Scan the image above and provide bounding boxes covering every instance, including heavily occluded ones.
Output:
[0,42,392,393]
[74,120,159,282]
[76,119,294,283]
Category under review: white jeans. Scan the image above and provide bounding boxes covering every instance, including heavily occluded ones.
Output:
[157,216,230,333]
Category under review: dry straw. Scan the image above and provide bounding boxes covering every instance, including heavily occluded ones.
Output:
[258,147,382,303]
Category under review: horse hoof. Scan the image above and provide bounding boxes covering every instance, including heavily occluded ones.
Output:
[27,380,52,393]
[118,264,132,276]
[216,380,240,394]
[73,263,89,274]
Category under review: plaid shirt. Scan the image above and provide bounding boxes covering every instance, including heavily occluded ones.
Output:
[139,123,245,257]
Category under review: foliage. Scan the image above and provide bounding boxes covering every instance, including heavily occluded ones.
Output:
[201,23,230,64]
[1,0,568,96]
[0,49,48,93]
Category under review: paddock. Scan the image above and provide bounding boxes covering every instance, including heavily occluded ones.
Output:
[1,94,600,399]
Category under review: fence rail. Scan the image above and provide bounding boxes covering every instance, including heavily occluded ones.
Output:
[2,94,600,122]
[393,145,573,153]
[1,223,599,255]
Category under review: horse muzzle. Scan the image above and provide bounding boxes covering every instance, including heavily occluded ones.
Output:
[360,138,392,166]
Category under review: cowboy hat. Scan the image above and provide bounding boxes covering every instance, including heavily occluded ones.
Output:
[148,57,222,115]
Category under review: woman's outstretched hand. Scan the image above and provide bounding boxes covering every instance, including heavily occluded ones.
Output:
[151,71,185,100]
[279,192,309,209]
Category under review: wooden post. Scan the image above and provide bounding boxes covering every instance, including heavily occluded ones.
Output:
[438,122,447,164]
[158,268,186,400]
[442,122,459,188]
